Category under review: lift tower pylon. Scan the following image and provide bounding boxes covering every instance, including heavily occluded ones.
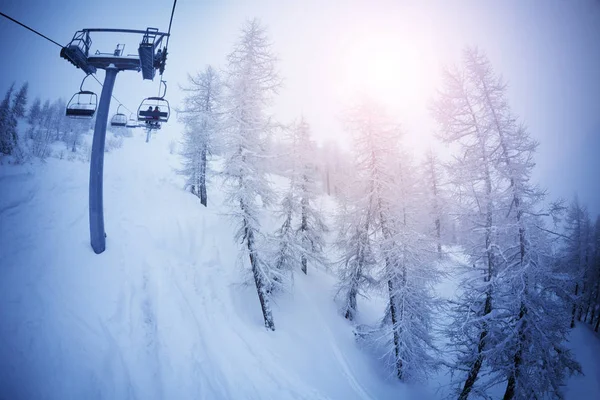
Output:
[61,28,170,254]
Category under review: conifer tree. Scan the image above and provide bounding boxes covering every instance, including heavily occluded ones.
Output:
[221,19,280,330]
[179,65,221,206]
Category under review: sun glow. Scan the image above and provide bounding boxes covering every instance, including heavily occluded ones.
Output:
[334,31,442,157]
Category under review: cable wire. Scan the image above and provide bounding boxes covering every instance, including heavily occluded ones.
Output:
[165,0,177,50]
[90,73,134,115]
[157,0,177,97]
[0,11,63,48]
[1,10,141,115]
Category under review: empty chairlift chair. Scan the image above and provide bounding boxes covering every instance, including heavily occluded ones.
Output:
[110,104,128,127]
[126,114,138,128]
[60,30,97,75]
[66,90,97,118]
[66,74,97,118]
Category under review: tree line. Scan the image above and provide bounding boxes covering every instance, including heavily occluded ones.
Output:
[3,17,596,400]
[177,19,600,399]
[0,83,132,163]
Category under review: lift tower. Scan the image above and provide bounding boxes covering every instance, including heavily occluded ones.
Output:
[61,28,169,254]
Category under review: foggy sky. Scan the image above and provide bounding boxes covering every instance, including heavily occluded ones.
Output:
[1,0,599,215]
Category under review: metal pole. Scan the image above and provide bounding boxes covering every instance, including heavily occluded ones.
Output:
[89,65,118,254]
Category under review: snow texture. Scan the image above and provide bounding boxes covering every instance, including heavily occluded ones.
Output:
[0,125,598,399]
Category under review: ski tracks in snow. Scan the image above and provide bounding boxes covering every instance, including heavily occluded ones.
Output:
[297,284,375,400]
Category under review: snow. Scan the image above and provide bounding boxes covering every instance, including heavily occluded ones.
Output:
[1,126,599,399]
[565,324,600,399]
[0,126,395,399]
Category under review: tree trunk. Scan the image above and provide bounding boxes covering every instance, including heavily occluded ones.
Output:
[200,147,207,207]
[430,157,442,258]
[435,217,442,258]
[245,217,275,331]
[344,283,357,321]
[503,302,527,400]
[387,278,403,380]
[300,178,308,274]
[459,100,494,398]
[584,300,592,324]
[459,291,491,400]
[571,283,579,328]
[577,283,587,322]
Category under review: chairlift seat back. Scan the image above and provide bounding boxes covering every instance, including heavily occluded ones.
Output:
[66,90,97,119]
[137,96,170,122]
[110,112,128,127]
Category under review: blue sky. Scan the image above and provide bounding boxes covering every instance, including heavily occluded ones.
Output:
[1,0,599,215]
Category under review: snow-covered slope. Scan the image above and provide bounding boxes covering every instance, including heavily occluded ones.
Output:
[1,127,599,399]
[0,127,402,400]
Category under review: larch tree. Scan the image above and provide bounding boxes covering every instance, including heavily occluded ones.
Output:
[295,117,327,275]
[343,97,440,381]
[179,65,221,206]
[422,148,445,258]
[434,47,580,399]
[335,194,377,321]
[221,18,280,331]
[11,82,28,120]
[590,216,600,331]
[27,97,41,127]
[31,99,53,159]
[465,48,580,399]
[432,60,503,399]
[0,83,15,155]
[564,196,594,328]
[272,116,327,286]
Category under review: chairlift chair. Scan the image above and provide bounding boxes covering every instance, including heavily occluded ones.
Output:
[138,97,169,130]
[110,104,128,127]
[126,114,138,128]
[66,90,97,118]
[66,74,97,118]
[137,97,169,122]
[137,80,169,130]
[60,30,96,75]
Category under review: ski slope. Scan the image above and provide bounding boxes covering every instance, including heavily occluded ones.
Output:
[1,127,598,399]
[0,127,402,400]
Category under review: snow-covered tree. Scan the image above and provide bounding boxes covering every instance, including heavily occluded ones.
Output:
[433,47,580,399]
[294,118,327,274]
[380,152,441,382]
[11,82,28,120]
[590,216,600,331]
[0,84,16,155]
[49,98,67,142]
[422,148,445,258]
[30,99,53,159]
[179,65,221,206]
[221,18,280,331]
[316,140,353,198]
[335,196,378,321]
[432,60,502,398]
[341,97,440,381]
[272,117,327,284]
[27,96,41,127]
[563,196,594,327]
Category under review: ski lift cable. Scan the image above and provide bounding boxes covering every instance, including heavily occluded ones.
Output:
[89,72,133,115]
[0,11,136,115]
[165,0,177,51]
[156,0,177,97]
[0,11,63,48]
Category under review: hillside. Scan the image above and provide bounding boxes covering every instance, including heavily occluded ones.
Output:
[1,127,598,399]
